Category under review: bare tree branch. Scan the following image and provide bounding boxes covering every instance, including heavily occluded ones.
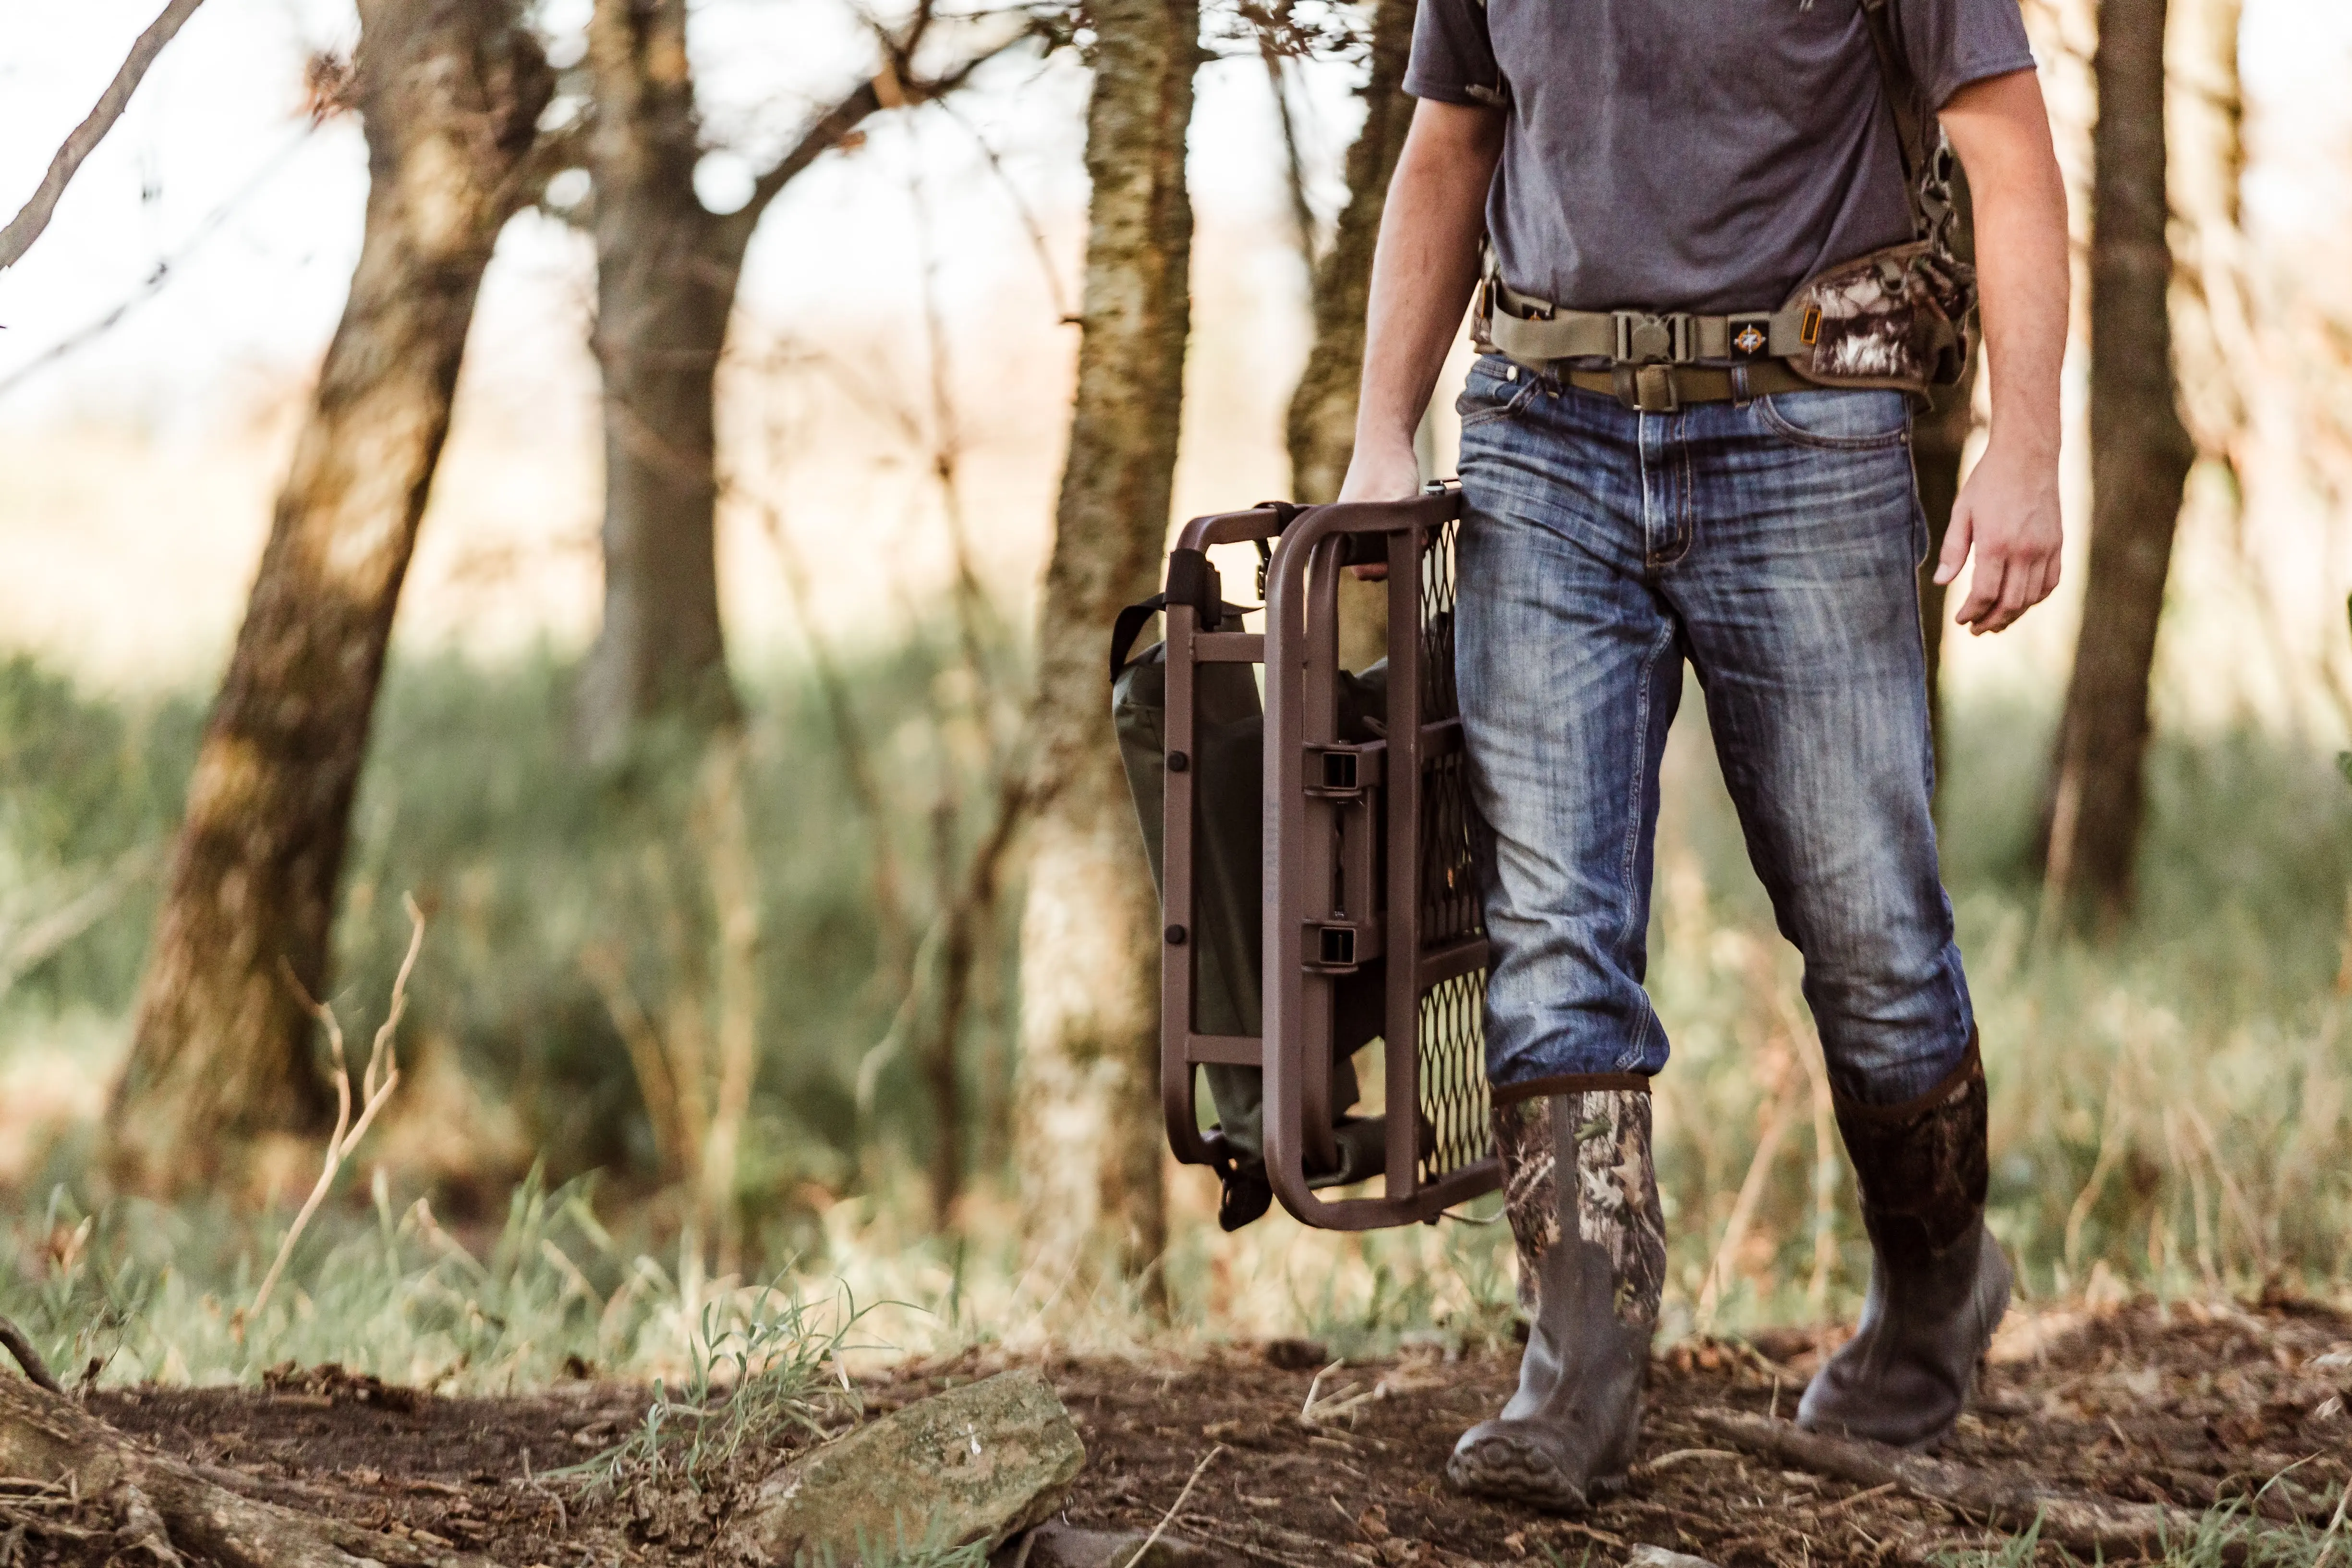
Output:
[1694,1408,2290,1561]
[725,9,1042,243]
[0,0,211,272]
[1255,13,1319,270]
[0,127,310,404]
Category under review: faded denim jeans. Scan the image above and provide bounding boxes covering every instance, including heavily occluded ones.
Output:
[1454,355,1973,1109]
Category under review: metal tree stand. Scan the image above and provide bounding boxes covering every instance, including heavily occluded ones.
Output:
[1156,486,1500,1229]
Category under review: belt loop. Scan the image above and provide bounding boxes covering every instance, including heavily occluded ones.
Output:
[1730,364,1753,407]
[1634,364,1678,414]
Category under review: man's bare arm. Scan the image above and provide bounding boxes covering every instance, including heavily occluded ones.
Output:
[1936,69,2070,634]
[1337,98,1505,505]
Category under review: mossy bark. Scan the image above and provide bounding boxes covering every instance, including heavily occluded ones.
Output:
[109,0,551,1196]
[1013,0,1197,1291]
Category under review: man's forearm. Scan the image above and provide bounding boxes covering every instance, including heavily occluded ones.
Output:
[1935,69,2070,631]
[1350,101,1504,466]
[1942,72,2069,462]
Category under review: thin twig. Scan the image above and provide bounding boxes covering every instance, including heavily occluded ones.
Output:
[1633,1447,1740,1479]
[0,127,311,402]
[1299,1358,1346,1420]
[1179,1524,1319,1568]
[1814,1480,1901,1517]
[0,0,210,271]
[0,1318,63,1397]
[580,943,686,1184]
[243,895,425,1331]
[1121,1446,1224,1568]
[903,127,1006,697]
[737,478,915,984]
[1254,10,1319,271]
[0,844,161,1003]
[2313,1478,2349,1568]
[1697,1039,1802,1332]
[931,98,1074,323]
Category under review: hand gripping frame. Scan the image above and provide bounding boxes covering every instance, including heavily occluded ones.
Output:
[1159,486,1501,1229]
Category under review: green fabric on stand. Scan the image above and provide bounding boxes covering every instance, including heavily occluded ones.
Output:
[1114,637,1396,1222]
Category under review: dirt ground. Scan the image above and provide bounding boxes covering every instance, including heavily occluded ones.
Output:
[12,1296,2351,1567]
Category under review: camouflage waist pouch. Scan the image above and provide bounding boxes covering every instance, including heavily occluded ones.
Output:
[1779,238,1974,394]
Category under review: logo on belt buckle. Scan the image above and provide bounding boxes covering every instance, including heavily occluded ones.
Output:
[1733,323,1767,357]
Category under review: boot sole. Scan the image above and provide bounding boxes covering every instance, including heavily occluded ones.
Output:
[1446,1436,1628,1514]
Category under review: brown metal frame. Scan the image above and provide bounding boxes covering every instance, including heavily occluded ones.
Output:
[1160,487,1500,1230]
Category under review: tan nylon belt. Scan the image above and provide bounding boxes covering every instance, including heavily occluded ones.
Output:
[1483,280,1818,369]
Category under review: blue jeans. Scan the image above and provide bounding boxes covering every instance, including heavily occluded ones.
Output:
[1454,356,1973,1108]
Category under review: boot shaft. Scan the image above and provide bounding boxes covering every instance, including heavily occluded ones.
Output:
[1831,1039,1990,1270]
[1492,1086,1665,1330]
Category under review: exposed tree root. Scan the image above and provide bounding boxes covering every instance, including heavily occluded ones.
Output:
[0,1315,63,1396]
[1695,1408,2287,1563]
[0,1372,496,1568]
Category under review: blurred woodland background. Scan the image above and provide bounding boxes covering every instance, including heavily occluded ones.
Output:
[0,0,2350,1391]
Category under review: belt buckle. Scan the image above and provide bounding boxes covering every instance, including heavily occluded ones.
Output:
[1612,311,1688,365]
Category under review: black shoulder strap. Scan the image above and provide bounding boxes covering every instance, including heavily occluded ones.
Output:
[1109,594,1168,683]
[1109,547,1264,683]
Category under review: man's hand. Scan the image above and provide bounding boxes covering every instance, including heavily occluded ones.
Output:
[1332,98,1502,581]
[1938,69,2070,635]
[1939,437,2061,633]
[1336,437,1425,578]
[1338,438,1423,506]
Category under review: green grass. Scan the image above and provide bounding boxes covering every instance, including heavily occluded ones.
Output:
[1937,1493,2352,1565]
[562,1280,870,1497]
[2,647,2351,1360]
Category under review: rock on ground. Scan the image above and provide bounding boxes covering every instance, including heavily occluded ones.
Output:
[727,1368,1087,1565]
[1626,1548,1724,1568]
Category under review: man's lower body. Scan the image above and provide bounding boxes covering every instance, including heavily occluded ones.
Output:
[1443,360,2010,1509]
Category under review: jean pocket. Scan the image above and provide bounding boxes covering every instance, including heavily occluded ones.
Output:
[1457,359,1542,429]
[1756,389,1911,450]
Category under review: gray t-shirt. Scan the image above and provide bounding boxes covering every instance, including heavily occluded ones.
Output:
[1405,0,2035,314]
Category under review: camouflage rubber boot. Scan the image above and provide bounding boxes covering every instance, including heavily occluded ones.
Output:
[1798,1041,2012,1449]
[1447,1087,1663,1512]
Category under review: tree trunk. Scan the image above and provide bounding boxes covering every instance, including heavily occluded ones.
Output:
[574,0,745,763]
[1911,165,1977,808]
[1285,0,1416,672]
[1013,0,1196,1292]
[108,0,550,1197]
[569,0,1008,760]
[2040,0,2195,931]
